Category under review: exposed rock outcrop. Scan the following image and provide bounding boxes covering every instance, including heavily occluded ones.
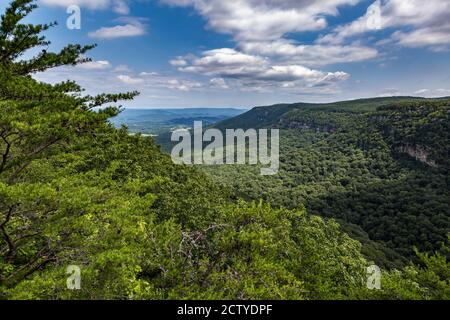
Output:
[399,144,438,167]
[285,121,337,133]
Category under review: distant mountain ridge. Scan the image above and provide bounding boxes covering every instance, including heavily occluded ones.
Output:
[214,96,431,130]
[215,96,450,168]
[110,107,247,134]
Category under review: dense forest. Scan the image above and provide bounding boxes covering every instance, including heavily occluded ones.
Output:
[0,1,448,300]
[204,98,450,269]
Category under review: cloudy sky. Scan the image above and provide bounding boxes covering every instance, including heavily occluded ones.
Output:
[3,0,450,108]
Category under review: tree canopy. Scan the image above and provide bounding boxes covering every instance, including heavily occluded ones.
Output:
[0,0,448,300]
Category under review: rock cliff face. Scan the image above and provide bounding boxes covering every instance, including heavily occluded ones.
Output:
[399,145,437,167]
[286,121,337,133]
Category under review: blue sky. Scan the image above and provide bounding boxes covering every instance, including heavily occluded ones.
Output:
[2,0,450,108]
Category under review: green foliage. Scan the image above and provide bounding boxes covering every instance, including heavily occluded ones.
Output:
[206,98,450,266]
[357,240,450,300]
[0,0,448,300]
[5,202,372,300]
[375,100,450,168]
[214,97,429,131]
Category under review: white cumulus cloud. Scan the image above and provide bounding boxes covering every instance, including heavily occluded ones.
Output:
[175,48,349,93]
[77,60,112,70]
[161,0,359,41]
[40,0,130,14]
[88,23,146,39]
[318,0,450,50]
[117,74,144,84]
[167,79,203,91]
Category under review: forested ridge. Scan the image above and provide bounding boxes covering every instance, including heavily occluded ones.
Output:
[0,1,448,300]
[206,97,450,269]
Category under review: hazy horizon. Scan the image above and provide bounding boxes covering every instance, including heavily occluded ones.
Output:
[120,94,450,110]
